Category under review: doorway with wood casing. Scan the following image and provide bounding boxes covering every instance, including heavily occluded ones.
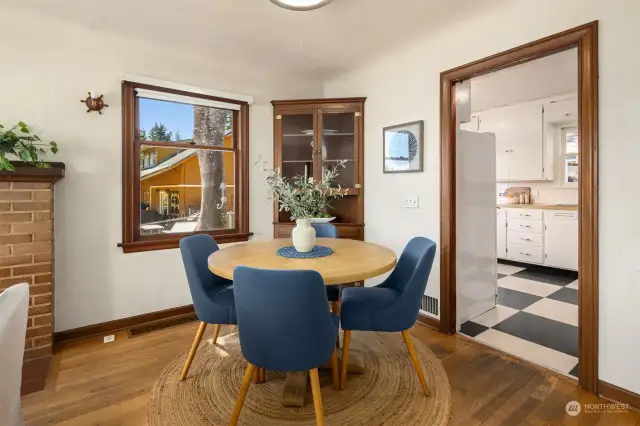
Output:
[438,22,598,394]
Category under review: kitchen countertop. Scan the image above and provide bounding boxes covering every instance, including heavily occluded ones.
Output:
[497,204,578,211]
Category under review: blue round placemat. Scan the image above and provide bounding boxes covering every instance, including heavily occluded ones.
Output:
[276,245,334,259]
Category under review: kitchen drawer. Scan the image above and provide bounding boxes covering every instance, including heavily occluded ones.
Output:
[507,209,543,220]
[507,243,544,264]
[508,231,543,247]
[508,218,544,234]
[544,210,578,220]
[496,209,506,218]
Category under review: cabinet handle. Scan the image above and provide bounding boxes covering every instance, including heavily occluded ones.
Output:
[354,183,361,189]
[520,238,532,241]
[276,115,282,120]
[355,112,362,117]
[519,225,531,228]
[520,252,532,256]
[520,214,531,217]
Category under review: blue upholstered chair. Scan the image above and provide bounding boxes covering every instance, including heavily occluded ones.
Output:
[339,237,437,394]
[178,234,237,381]
[312,223,341,312]
[230,267,340,426]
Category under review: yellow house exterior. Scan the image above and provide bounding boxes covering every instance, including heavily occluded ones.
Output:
[140,134,235,222]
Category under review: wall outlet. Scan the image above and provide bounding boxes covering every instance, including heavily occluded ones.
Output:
[404,196,419,209]
[103,334,115,343]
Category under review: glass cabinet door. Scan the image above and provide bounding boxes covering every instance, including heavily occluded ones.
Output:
[319,110,359,190]
[278,112,316,181]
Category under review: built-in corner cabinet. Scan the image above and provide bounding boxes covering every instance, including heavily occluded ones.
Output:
[463,94,577,182]
[271,98,366,240]
[496,208,578,271]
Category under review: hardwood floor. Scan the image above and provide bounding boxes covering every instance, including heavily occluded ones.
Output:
[21,322,639,425]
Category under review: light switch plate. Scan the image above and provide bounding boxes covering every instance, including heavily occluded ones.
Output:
[104,334,115,343]
[404,196,419,209]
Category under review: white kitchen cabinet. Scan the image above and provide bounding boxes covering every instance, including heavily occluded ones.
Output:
[497,217,507,259]
[478,108,510,180]
[478,102,544,181]
[496,208,578,271]
[544,211,578,271]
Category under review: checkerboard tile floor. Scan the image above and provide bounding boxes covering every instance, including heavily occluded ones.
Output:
[460,261,579,377]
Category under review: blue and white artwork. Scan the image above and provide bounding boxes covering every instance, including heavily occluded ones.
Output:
[383,121,423,173]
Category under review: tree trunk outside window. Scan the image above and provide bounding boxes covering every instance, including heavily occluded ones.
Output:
[193,107,226,230]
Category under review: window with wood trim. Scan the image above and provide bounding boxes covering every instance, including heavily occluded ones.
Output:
[119,81,250,253]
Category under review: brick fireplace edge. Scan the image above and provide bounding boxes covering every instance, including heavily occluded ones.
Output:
[1,161,65,395]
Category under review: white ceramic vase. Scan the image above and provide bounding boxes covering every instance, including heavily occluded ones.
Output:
[291,218,316,253]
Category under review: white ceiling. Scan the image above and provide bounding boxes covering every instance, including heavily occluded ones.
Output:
[470,48,578,111]
[1,0,511,80]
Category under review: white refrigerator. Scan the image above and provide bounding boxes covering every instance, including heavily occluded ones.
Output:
[456,128,498,330]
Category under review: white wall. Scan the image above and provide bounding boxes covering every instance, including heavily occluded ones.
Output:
[0,9,321,332]
[324,0,640,394]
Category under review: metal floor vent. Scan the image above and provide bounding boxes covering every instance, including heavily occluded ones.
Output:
[128,314,198,337]
[421,295,439,316]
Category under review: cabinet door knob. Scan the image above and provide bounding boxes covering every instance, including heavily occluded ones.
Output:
[354,183,361,189]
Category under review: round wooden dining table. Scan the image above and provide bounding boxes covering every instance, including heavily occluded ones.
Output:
[208,238,397,285]
[207,238,397,407]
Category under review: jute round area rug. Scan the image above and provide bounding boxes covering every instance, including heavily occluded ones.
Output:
[148,331,451,426]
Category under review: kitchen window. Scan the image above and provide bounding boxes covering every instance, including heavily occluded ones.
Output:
[562,126,578,186]
[119,81,251,253]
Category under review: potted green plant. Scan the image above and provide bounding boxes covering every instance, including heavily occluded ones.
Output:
[0,122,58,171]
[257,159,347,252]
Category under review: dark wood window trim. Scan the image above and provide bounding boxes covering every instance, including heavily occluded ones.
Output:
[119,81,251,253]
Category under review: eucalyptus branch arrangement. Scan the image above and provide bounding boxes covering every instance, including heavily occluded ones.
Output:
[0,122,59,171]
[256,159,348,220]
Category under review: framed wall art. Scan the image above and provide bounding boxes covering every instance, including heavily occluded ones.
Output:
[383,120,424,173]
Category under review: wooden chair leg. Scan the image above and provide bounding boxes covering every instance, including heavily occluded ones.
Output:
[330,301,339,314]
[259,368,266,383]
[212,324,221,345]
[401,330,431,396]
[330,348,339,390]
[230,363,256,426]
[340,330,351,390]
[309,368,325,426]
[253,368,260,383]
[179,321,207,381]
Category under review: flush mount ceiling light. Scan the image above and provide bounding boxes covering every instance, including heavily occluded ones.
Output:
[270,0,333,11]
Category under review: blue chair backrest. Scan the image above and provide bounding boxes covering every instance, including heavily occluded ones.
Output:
[384,237,437,329]
[179,234,225,318]
[233,267,337,371]
[312,223,338,238]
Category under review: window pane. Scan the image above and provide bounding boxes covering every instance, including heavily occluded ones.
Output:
[564,127,578,183]
[566,155,578,183]
[139,145,235,235]
[138,98,234,147]
[565,128,578,154]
